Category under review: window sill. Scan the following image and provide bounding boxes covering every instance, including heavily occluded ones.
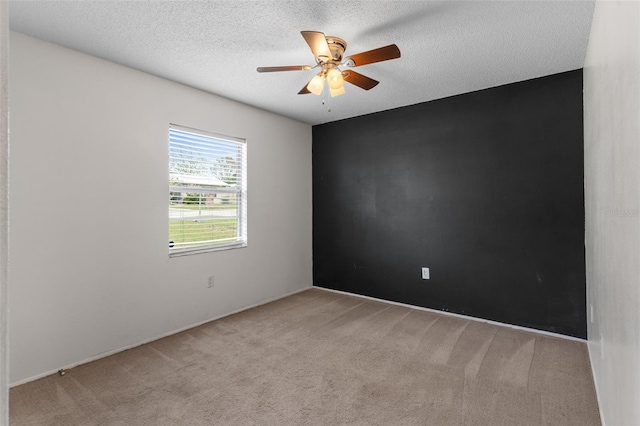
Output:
[169,242,247,258]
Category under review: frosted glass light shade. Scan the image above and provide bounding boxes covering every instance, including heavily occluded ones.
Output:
[327,68,344,90]
[307,74,324,95]
[330,85,345,97]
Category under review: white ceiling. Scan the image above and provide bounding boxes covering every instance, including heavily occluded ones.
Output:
[9,1,595,125]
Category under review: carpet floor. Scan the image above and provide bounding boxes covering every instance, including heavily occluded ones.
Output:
[10,288,601,425]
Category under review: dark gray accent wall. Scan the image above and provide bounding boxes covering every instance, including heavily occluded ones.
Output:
[312,70,586,338]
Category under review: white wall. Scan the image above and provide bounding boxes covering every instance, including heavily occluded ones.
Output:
[8,32,312,385]
[0,2,9,424]
[584,1,640,425]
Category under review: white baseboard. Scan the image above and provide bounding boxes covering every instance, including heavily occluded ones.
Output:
[314,286,586,342]
[10,286,313,387]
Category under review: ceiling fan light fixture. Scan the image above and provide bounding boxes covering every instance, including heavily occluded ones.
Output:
[327,68,344,90]
[307,74,325,95]
[330,85,345,97]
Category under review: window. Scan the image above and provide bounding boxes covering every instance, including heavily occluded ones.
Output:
[169,125,247,256]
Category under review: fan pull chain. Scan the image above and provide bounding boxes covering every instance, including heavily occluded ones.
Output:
[322,98,331,113]
[321,84,332,113]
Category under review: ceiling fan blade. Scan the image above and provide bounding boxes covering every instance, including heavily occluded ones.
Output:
[257,65,312,72]
[347,44,401,67]
[301,31,332,61]
[298,82,312,95]
[342,70,379,90]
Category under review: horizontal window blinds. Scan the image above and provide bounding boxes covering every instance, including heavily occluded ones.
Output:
[169,125,247,256]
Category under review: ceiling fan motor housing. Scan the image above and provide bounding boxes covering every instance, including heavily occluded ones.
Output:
[325,36,347,63]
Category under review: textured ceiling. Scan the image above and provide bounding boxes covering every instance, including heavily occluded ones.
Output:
[9,1,594,125]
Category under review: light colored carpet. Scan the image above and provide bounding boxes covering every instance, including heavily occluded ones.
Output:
[10,288,601,425]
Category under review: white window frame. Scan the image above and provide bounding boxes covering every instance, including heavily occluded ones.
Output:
[168,124,247,257]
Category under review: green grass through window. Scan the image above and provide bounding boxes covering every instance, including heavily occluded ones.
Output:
[169,218,238,245]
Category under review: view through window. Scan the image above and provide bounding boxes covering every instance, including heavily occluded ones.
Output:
[169,125,247,256]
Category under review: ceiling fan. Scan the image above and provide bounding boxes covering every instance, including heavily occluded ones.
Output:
[257,31,401,97]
